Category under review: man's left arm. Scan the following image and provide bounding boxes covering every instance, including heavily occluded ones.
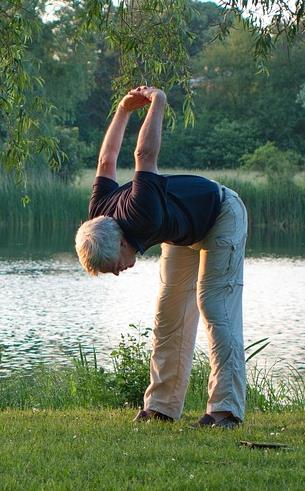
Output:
[132,87,167,174]
[96,91,150,181]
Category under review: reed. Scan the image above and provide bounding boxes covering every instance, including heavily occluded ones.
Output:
[1,170,305,233]
[223,177,305,232]
[0,171,89,234]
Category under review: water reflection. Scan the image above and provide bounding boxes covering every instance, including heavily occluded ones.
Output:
[1,227,305,375]
[246,227,305,258]
[1,226,305,259]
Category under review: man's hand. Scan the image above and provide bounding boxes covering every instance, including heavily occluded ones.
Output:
[120,86,151,112]
[129,86,166,103]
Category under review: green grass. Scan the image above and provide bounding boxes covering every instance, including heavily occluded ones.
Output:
[0,336,304,489]
[0,409,304,490]
[0,341,304,413]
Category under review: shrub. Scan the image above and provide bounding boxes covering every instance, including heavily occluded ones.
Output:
[110,325,151,407]
[240,141,304,181]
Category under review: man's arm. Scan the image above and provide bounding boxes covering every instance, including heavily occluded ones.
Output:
[96,90,150,180]
[132,88,167,174]
[96,105,130,181]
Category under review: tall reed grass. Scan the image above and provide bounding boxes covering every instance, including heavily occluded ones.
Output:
[223,177,305,232]
[1,171,305,233]
[0,171,89,234]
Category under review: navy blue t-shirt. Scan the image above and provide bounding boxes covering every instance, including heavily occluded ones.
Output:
[89,171,221,254]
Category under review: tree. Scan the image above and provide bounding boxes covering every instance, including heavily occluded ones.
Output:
[0,0,195,183]
[0,0,65,188]
[191,20,305,164]
[28,4,99,179]
[215,0,305,60]
[1,0,305,182]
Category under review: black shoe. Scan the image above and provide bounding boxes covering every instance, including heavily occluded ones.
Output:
[133,409,174,423]
[192,413,240,429]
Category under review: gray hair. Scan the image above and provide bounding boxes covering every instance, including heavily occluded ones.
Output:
[75,216,123,275]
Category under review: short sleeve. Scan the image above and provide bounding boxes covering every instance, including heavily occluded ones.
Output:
[89,176,119,218]
[128,171,168,228]
[114,171,168,253]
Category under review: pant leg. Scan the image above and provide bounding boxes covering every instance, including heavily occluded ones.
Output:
[196,189,248,421]
[144,243,200,420]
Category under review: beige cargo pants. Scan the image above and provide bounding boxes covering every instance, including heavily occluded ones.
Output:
[144,187,248,421]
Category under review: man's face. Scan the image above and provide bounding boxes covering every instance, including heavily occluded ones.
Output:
[99,239,137,276]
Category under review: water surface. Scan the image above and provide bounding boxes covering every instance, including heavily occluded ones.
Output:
[1,233,304,374]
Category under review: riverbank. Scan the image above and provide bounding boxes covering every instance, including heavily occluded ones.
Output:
[1,336,304,412]
[1,409,304,490]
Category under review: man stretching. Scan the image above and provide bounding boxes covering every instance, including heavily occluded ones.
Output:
[75,86,248,428]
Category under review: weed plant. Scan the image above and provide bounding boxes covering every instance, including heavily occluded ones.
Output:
[110,325,151,407]
[0,327,304,413]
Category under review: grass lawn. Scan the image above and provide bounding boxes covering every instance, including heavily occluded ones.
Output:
[1,409,304,490]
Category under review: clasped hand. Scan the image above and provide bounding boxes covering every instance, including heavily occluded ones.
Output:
[120,85,166,112]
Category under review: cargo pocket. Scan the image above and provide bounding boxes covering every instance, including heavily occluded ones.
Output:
[215,234,246,277]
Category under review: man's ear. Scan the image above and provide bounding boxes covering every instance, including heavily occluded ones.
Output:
[120,237,127,248]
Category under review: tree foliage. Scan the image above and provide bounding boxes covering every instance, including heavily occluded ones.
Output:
[1,0,305,183]
[0,0,196,182]
[0,0,65,188]
[216,0,305,62]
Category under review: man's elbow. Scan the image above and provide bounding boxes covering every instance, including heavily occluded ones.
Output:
[96,154,117,179]
[134,147,157,165]
[134,148,158,173]
[98,152,117,168]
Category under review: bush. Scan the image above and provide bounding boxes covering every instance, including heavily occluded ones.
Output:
[240,141,304,181]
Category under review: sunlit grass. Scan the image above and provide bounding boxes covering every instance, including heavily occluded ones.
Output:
[75,167,267,190]
[0,334,304,489]
[1,409,304,490]
[76,167,305,190]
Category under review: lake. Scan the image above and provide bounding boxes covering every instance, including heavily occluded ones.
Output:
[1,229,305,375]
